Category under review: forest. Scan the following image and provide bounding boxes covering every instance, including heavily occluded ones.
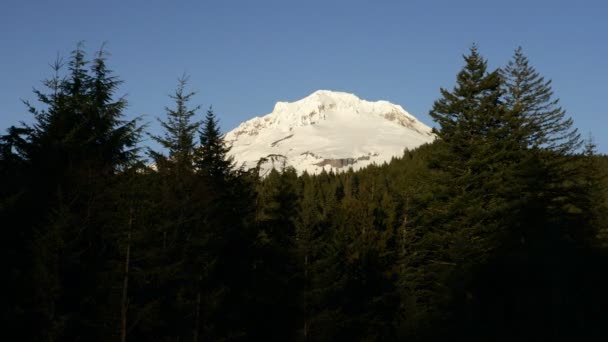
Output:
[1,44,607,341]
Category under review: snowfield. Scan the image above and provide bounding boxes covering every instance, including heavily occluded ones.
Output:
[225,90,435,175]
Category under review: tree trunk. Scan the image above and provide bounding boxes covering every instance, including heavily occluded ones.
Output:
[121,207,133,342]
[194,275,202,342]
[303,253,309,342]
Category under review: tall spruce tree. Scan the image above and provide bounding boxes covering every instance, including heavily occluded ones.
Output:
[196,107,234,180]
[295,172,325,340]
[503,47,581,153]
[428,45,522,261]
[144,76,209,341]
[503,47,587,246]
[193,105,257,339]
[251,167,301,340]
[3,43,141,341]
[26,44,140,175]
[578,135,608,246]
[400,46,529,339]
[149,74,201,175]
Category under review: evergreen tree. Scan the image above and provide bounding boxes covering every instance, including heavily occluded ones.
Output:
[193,105,257,339]
[503,47,581,153]
[4,42,608,341]
[4,43,141,341]
[143,76,210,341]
[196,107,234,180]
[402,46,528,338]
[25,43,140,175]
[251,167,301,340]
[578,135,608,246]
[428,45,522,261]
[295,172,325,340]
[149,74,201,175]
[503,47,587,247]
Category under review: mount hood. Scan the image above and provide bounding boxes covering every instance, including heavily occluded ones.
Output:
[225,90,435,175]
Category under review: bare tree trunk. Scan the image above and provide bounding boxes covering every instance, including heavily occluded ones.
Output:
[194,275,202,342]
[121,207,133,342]
[303,253,309,341]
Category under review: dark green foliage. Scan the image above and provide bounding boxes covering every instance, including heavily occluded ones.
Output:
[399,48,528,337]
[193,103,258,341]
[139,77,209,340]
[196,107,234,181]
[2,43,608,342]
[25,44,140,175]
[396,46,608,341]
[1,42,142,341]
[503,47,581,153]
[578,136,608,246]
[149,74,201,175]
[251,168,301,340]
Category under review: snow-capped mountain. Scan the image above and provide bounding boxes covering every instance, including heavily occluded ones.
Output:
[225,90,435,175]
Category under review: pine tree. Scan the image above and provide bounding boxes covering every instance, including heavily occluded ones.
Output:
[428,45,521,261]
[149,74,201,175]
[503,47,581,153]
[401,46,528,338]
[578,135,608,246]
[25,43,140,176]
[251,167,301,340]
[295,172,325,340]
[4,43,142,341]
[196,107,234,180]
[191,105,257,339]
[142,76,211,341]
[430,46,503,143]
[503,47,586,246]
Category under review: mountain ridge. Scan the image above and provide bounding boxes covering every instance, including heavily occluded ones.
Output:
[226,90,435,175]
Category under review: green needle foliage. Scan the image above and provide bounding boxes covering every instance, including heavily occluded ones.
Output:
[1,43,607,341]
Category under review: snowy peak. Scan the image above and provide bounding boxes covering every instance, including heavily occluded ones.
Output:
[226,90,435,175]
[227,90,431,140]
[272,89,360,114]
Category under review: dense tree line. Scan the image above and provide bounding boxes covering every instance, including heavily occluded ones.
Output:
[1,44,607,341]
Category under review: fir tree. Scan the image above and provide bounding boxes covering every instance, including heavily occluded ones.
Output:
[196,107,234,180]
[251,167,301,340]
[142,76,211,341]
[191,105,258,339]
[25,43,141,175]
[503,47,581,153]
[402,46,529,338]
[428,45,521,261]
[149,74,201,175]
[295,172,325,340]
[503,47,587,246]
[578,135,608,246]
[5,43,142,341]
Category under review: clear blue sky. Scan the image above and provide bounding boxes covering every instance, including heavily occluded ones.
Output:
[1,0,606,153]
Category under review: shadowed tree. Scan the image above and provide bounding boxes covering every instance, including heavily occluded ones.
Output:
[2,42,142,341]
[503,46,581,153]
[149,74,201,176]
